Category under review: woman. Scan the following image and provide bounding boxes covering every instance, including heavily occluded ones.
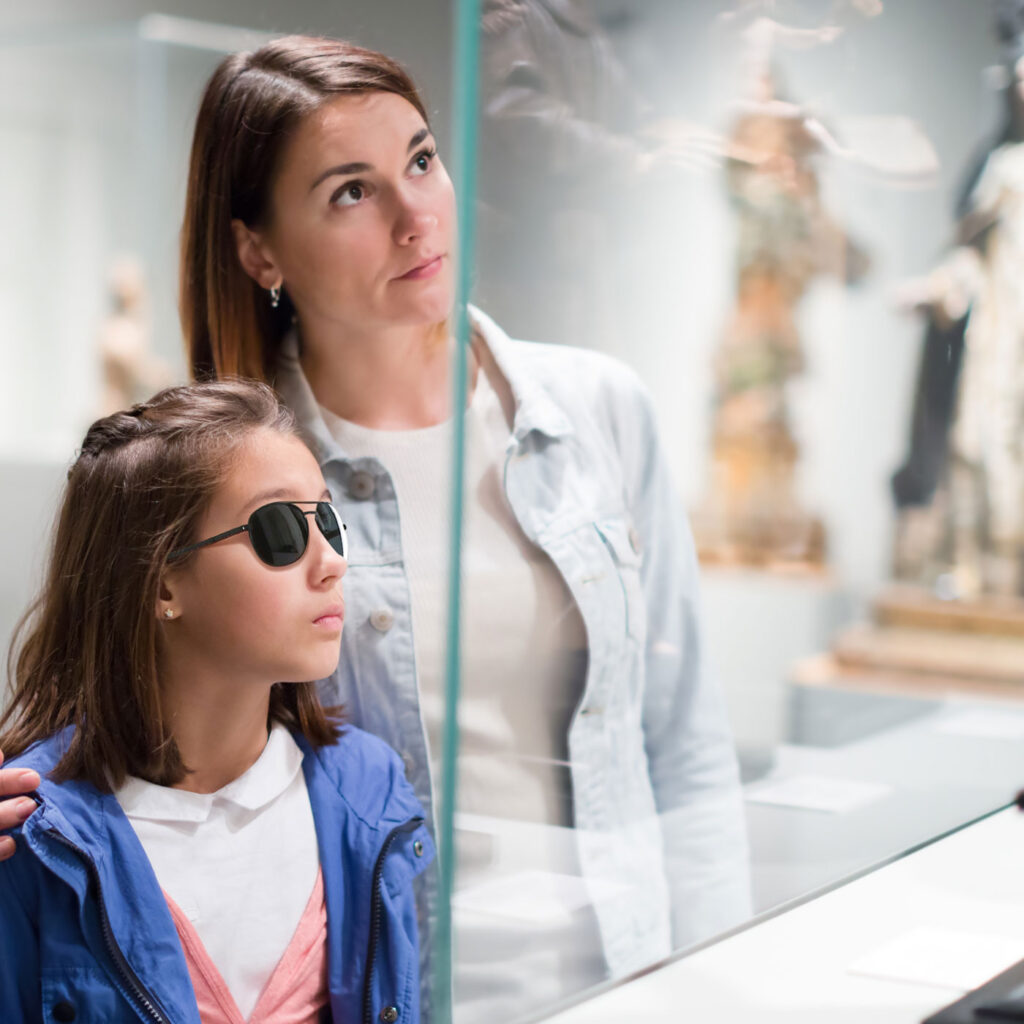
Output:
[3,33,750,1022]
[0,380,432,1024]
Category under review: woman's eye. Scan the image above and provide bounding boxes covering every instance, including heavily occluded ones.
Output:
[332,182,366,207]
[411,148,436,175]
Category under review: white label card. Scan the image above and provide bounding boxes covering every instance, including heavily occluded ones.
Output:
[847,927,1024,992]
[744,774,892,814]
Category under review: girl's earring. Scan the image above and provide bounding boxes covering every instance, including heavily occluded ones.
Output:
[164,608,175,620]
[269,284,281,309]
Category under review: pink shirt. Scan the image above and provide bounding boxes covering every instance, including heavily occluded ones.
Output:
[164,867,328,1024]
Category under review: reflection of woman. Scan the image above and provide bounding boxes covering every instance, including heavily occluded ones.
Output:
[2,35,749,1022]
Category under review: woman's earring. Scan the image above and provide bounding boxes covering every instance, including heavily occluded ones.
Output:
[269,285,281,309]
[164,608,175,620]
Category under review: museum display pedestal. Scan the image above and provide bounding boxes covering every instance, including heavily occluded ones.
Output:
[699,566,854,770]
[796,584,1024,701]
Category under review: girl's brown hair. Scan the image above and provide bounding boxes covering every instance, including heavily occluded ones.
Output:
[181,35,430,383]
[0,379,340,790]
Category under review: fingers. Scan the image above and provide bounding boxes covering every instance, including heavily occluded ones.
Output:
[0,752,40,861]
[0,752,40,799]
[0,767,40,799]
[0,795,38,833]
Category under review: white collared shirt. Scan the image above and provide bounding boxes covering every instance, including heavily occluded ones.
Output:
[114,722,319,1019]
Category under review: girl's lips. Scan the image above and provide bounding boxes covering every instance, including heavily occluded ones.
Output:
[397,255,443,281]
[314,606,344,629]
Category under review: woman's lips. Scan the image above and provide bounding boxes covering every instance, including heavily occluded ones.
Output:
[397,255,443,281]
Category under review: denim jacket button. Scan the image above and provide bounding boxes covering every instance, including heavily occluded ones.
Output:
[380,1008,399,1023]
[413,839,425,857]
[348,471,376,500]
[370,608,395,633]
[52,1002,76,1023]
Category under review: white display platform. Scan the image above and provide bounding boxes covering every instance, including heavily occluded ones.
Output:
[539,806,1024,1024]
[700,567,853,759]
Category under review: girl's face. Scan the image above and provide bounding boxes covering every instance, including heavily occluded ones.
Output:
[163,430,347,686]
[239,91,456,335]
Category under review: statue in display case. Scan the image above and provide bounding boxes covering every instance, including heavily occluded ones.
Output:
[813,0,1024,692]
[891,8,1024,605]
[692,68,869,569]
[692,1,936,570]
[98,256,173,417]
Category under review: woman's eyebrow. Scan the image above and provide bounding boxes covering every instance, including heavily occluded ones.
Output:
[309,128,432,192]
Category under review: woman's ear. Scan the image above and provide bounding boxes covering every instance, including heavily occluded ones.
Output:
[230,219,282,291]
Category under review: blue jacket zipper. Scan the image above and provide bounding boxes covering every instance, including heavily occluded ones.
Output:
[47,829,170,1024]
[361,817,424,1024]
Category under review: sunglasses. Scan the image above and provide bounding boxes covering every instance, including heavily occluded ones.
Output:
[169,500,348,568]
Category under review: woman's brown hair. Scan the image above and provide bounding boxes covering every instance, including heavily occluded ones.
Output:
[181,35,431,383]
[0,379,341,790]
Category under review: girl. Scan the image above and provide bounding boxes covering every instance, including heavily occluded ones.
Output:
[0,379,433,1024]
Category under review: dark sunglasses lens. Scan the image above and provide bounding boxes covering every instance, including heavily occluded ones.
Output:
[315,502,348,559]
[248,503,308,567]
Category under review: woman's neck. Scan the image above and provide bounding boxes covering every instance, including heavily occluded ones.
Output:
[297,315,477,430]
[158,655,272,794]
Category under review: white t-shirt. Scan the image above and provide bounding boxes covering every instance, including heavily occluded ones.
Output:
[320,363,605,1021]
[319,362,587,827]
[114,723,319,1019]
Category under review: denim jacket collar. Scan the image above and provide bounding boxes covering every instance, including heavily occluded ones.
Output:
[273,305,573,464]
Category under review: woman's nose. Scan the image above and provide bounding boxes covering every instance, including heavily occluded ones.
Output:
[395,202,438,243]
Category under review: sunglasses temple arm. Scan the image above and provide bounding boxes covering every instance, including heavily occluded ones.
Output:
[169,524,249,561]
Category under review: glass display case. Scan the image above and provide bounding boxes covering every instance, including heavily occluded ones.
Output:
[437,1,1024,1021]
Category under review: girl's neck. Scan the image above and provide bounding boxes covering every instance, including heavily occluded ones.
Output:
[298,316,454,430]
[158,657,273,794]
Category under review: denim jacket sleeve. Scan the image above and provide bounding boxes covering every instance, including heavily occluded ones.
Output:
[619,372,753,950]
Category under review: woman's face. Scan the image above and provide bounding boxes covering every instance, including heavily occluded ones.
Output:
[164,429,347,687]
[250,91,456,335]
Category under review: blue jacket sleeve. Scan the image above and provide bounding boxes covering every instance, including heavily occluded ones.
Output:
[0,831,43,1019]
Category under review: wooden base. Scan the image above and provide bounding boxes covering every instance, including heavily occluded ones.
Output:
[875,584,1024,639]
[795,584,1024,700]
[793,651,1024,703]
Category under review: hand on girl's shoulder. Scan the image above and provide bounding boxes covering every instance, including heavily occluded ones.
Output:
[0,749,41,860]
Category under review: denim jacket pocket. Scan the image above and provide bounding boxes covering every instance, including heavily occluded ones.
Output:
[594,516,646,645]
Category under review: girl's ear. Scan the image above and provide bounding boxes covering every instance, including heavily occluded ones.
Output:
[231,219,282,291]
[156,576,180,622]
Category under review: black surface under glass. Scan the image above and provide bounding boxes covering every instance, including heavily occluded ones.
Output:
[924,960,1024,1022]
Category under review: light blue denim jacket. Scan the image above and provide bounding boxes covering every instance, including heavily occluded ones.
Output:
[276,307,751,996]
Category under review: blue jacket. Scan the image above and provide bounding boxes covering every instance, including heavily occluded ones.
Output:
[0,725,435,1024]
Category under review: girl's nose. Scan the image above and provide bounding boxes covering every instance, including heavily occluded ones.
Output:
[310,525,347,583]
